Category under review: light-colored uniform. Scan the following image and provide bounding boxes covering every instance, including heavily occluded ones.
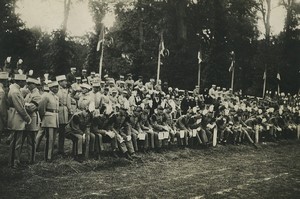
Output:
[56,86,71,153]
[24,88,41,163]
[7,83,31,167]
[38,91,59,161]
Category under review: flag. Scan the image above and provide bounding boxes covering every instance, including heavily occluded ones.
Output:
[277,73,281,80]
[228,60,234,72]
[159,32,165,56]
[198,51,202,63]
[263,70,266,80]
[96,24,105,52]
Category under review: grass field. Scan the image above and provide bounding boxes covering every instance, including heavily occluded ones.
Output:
[0,139,300,199]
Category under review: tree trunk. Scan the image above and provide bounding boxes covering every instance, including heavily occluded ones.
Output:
[62,0,71,34]
[170,0,187,43]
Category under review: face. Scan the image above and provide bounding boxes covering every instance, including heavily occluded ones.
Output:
[82,88,89,94]
[59,80,67,88]
[27,82,36,91]
[16,80,26,88]
[93,87,99,92]
[50,86,59,94]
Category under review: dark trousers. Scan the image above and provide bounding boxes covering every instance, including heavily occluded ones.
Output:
[22,131,36,164]
[9,131,23,167]
[45,128,56,161]
[58,124,66,154]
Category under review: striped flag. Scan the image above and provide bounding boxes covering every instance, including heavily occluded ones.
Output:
[277,73,281,80]
[228,60,234,72]
[96,24,105,52]
[198,51,202,63]
[263,70,266,80]
[159,32,165,56]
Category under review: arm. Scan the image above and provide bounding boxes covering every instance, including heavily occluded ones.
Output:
[11,92,31,123]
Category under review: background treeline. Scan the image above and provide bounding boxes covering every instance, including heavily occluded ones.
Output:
[0,0,299,95]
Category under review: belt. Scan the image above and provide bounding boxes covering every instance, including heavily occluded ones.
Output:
[46,109,58,113]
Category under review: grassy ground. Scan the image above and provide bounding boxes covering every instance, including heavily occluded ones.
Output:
[0,138,300,199]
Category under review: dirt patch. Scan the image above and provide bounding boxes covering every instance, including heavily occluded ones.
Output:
[0,140,300,198]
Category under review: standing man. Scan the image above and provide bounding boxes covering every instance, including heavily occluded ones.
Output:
[39,81,60,161]
[23,77,42,164]
[0,72,8,142]
[66,67,76,86]
[56,75,72,155]
[7,74,31,168]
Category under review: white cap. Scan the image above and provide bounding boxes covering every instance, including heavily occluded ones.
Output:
[56,75,66,82]
[80,83,92,90]
[48,81,59,88]
[0,72,9,80]
[14,74,26,81]
[26,77,40,84]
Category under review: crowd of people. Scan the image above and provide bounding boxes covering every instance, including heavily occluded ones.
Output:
[0,67,299,168]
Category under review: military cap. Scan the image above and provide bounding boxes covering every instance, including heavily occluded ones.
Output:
[56,75,66,82]
[0,72,9,80]
[157,105,164,110]
[80,83,92,90]
[92,82,100,87]
[48,81,59,88]
[14,74,26,81]
[26,77,40,85]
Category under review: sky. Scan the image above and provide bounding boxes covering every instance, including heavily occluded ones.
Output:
[16,0,288,37]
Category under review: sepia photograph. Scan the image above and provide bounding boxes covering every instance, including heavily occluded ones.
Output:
[0,0,299,198]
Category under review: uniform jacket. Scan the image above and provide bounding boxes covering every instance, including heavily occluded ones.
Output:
[57,86,71,124]
[39,91,59,128]
[24,88,42,131]
[7,83,31,130]
[78,92,95,111]
[0,84,8,131]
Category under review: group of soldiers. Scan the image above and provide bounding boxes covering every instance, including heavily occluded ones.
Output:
[0,68,299,168]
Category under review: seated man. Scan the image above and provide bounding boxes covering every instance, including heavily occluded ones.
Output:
[128,106,149,152]
[175,109,193,148]
[91,112,119,158]
[65,110,92,162]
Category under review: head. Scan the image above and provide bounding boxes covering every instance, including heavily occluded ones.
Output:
[157,106,164,114]
[49,85,59,94]
[82,69,87,76]
[14,74,27,87]
[93,85,100,93]
[127,73,132,80]
[58,80,67,88]
[71,68,76,74]
[104,88,109,95]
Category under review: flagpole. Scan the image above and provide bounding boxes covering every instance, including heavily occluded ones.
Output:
[230,51,235,91]
[99,43,104,81]
[263,69,267,98]
[198,61,201,88]
[98,24,105,81]
[277,73,280,94]
[230,61,235,91]
[156,50,161,85]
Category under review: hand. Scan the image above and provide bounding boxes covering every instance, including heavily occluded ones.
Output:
[27,118,32,125]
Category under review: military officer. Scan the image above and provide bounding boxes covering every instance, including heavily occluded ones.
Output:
[7,74,31,168]
[23,77,42,164]
[38,81,60,161]
[56,75,72,155]
[77,83,95,156]
[66,67,76,86]
[0,72,8,142]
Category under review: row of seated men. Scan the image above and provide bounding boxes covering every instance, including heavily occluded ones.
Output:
[1,71,299,168]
